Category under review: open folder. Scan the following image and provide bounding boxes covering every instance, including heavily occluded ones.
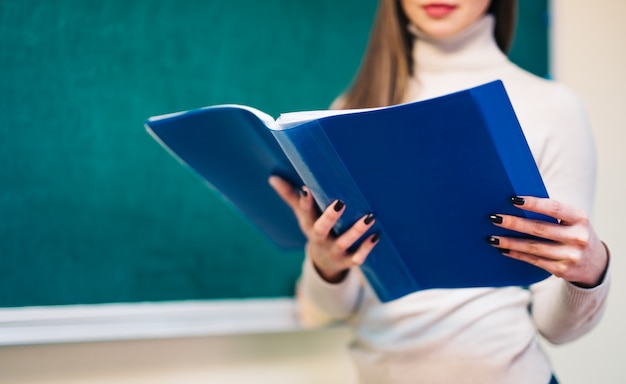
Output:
[145,80,553,302]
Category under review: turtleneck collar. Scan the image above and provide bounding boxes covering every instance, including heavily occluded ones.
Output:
[408,14,508,73]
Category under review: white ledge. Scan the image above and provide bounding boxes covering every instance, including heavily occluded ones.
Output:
[0,298,301,346]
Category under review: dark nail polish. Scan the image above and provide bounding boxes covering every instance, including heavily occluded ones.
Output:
[489,214,503,224]
[511,196,525,206]
[333,200,345,212]
[498,248,510,254]
[300,188,308,197]
[371,234,380,243]
[487,236,500,245]
[364,213,375,225]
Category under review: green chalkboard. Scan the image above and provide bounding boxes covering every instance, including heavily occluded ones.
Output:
[0,0,548,307]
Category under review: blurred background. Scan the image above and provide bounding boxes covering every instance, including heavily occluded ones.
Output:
[1,0,624,383]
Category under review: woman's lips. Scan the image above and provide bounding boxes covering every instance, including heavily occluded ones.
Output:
[423,3,457,18]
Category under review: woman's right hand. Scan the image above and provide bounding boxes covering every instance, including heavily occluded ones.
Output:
[269,175,379,283]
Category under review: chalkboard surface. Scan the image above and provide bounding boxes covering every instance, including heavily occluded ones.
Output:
[0,0,548,307]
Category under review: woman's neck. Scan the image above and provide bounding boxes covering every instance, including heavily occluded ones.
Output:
[409,15,507,73]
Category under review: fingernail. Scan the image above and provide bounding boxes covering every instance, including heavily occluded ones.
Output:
[371,233,380,243]
[300,188,308,197]
[489,214,503,224]
[511,196,525,205]
[498,248,510,254]
[364,213,375,225]
[487,236,500,245]
[333,200,345,212]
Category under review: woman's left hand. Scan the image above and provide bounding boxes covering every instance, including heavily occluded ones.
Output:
[489,196,609,288]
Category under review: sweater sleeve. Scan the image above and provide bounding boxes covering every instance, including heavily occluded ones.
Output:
[531,269,610,344]
[295,254,363,327]
[529,84,610,344]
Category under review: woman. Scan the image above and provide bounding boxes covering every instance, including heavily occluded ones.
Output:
[270,1,610,383]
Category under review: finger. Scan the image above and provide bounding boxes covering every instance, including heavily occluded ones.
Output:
[499,248,559,275]
[334,213,376,253]
[511,196,587,225]
[311,200,345,240]
[488,235,562,261]
[497,245,587,281]
[268,175,300,211]
[269,176,318,234]
[351,233,380,265]
[490,214,570,244]
[297,186,318,229]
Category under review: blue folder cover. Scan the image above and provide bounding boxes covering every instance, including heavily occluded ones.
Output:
[146,106,307,250]
[146,80,553,303]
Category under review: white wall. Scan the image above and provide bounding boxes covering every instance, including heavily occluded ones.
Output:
[542,0,626,382]
[2,2,625,383]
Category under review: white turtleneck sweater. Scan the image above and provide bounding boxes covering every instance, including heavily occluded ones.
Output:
[298,16,610,384]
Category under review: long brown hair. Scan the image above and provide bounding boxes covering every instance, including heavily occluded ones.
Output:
[339,0,518,109]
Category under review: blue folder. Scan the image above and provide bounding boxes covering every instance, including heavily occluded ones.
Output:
[146,80,553,303]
